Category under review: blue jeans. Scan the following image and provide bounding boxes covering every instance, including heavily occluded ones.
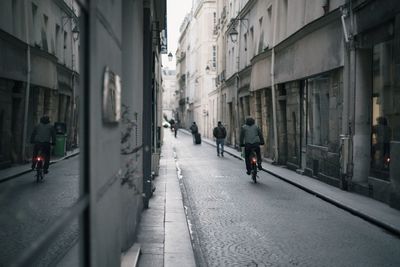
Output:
[216,138,225,155]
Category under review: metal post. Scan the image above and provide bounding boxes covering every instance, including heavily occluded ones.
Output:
[235,20,242,149]
[21,0,31,162]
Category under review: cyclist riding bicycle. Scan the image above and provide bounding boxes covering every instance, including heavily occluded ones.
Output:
[240,117,264,175]
[30,116,56,174]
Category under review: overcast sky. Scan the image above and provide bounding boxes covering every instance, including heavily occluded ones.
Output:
[162,0,193,69]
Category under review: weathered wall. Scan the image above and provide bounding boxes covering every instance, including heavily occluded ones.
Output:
[275,19,344,84]
[88,0,123,265]
[120,0,144,252]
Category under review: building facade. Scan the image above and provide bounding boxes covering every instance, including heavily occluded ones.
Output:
[176,0,217,138]
[183,0,400,209]
[161,67,177,122]
[0,0,80,168]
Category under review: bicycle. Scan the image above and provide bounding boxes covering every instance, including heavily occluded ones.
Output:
[249,150,258,183]
[33,150,45,183]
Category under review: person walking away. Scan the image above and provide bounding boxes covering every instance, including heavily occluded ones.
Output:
[213,121,227,156]
[30,116,56,174]
[372,116,391,168]
[174,119,180,138]
[190,122,200,144]
[240,117,264,175]
[169,118,175,132]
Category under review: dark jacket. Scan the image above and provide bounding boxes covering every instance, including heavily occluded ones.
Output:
[213,125,226,139]
[190,123,198,134]
[30,117,56,144]
[240,117,264,146]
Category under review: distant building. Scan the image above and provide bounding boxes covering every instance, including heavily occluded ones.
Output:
[162,67,177,121]
[176,0,217,137]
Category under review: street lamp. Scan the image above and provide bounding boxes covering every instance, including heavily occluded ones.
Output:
[205,65,210,74]
[229,26,239,43]
[168,52,173,62]
[229,18,248,43]
[72,25,80,41]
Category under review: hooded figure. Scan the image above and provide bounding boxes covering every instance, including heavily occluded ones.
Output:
[240,117,264,146]
[240,117,264,175]
[31,116,56,144]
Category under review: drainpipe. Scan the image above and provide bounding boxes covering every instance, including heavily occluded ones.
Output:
[340,1,354,190]
[270,0,279,163]
[22,0,31,162]
[235,20,241,149]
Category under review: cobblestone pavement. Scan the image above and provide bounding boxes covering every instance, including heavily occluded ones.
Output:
[0,156,80,266]
[174,133,400,267]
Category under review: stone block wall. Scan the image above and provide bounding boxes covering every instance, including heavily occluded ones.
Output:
[285,81,301,169]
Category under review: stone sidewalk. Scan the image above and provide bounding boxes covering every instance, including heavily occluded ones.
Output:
[135,135,196,267]
[0,148,80,183]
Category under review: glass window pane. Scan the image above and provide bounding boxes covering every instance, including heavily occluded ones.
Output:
[0,1,85,265]
[370,40,398,179]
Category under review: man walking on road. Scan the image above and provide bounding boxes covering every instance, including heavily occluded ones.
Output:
[213,121,227,156]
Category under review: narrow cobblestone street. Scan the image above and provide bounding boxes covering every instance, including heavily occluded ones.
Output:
[168,132,400,266]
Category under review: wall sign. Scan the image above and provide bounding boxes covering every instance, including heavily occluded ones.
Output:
[102,66,121,124]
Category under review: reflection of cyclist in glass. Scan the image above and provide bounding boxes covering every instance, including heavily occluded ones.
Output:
[30,116,56,174]
[372,116,391,168]
[240,117,264,175]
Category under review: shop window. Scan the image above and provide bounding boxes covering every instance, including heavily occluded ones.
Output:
[307,75,330,146]
[370,40,399,179]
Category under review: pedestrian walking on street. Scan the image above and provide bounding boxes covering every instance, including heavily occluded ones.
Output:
[174,119,180,138]
[213,121,227,156]
[30,115,56,174]
[190,122,201,144]
[240,117,264,175]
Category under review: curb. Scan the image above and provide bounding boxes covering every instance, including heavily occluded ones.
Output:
[0,151,80,183]
[173,148,207,267]
[179,129,400,237]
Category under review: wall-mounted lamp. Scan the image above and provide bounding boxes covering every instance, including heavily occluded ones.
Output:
[205,65,210,74]
[229,26,239,43]
[168,52,173,62]
[229,18,248,43]
[62,14,80,41]
[72,25,80,41]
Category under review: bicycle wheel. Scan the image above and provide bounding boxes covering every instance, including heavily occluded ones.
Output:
[36,169,41,183]
[251,167,257,183]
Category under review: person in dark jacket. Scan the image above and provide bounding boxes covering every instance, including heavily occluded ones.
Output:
[213,121,227,156]
[30,116,56,173]
[190,122,199,143]
[190,122,198,134]
[240,117,264,175]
